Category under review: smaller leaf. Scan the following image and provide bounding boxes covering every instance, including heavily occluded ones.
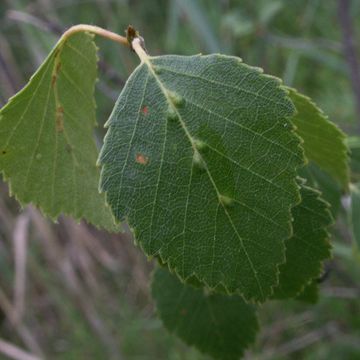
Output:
[273,184,332,299]
[152,267,259,360]
[288,87,349,189]
[299,162,342,217]
[0,32,118,231]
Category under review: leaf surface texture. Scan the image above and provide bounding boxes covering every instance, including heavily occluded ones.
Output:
[100,54,305,301]
[152,267,258,360]
[0,33,116,231]
[273,184,332,299]
[288,88,349,188]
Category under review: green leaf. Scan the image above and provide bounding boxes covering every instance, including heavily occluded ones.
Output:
[299,162,342,217]
[0,32,117,231]
[347,136,360,183]
[350,182,360,249]
[288,87,349,188]
[296,280,319,304]
[99,54,305,302]
[152,267,259,360]
[273,184,332,299]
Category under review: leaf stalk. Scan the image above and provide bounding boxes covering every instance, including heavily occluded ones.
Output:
[132,37,149,62]
[61,24,129,47]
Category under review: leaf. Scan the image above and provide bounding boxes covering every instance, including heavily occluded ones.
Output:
[0,32,117,231]
[296,280,319,304]
[152,267,259,360]
[287,87,349,188]
[299,162,342,217]
[99,53,305,302]
[350,182,360,249]
[272,184,332,299]
[347,136,360,182]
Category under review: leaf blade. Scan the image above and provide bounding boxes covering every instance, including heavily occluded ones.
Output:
[273,184,332,299]
[0,33,117,231]
[100,54,305,301]
[288,87,349,188]
[296,280,319,304]
[152,267,259,360]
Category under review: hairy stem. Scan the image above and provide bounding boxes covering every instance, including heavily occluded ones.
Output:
[62,24,129,47]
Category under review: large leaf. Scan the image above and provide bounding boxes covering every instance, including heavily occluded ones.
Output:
[273,184,332,299]
[288,87,349,188]
[152,267,259,360]
[0,32,117,231]
[99,53,305,302]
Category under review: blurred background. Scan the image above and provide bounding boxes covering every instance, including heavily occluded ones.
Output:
[0,0,360,359]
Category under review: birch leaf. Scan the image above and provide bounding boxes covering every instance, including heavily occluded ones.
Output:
[273,184,332,299]
[296,280,319,304]
[288,87,349,188]
[0,32,117,231]
[99,53,304,301]
[152,267,258,360]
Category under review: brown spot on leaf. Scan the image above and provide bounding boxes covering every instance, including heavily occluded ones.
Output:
[135,153,149,165]
[142,106,148,115]
[180,308,187,316]
[1,150,7,155]
[56,106,64,132]
[51,75,57,87]
[51,62,62,87]
[56,62,62,73]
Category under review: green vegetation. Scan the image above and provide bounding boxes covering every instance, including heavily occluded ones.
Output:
[0,1,359,359]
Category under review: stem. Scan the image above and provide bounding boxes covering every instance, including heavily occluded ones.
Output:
[132,37,149,62]
[61,24,129,47]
